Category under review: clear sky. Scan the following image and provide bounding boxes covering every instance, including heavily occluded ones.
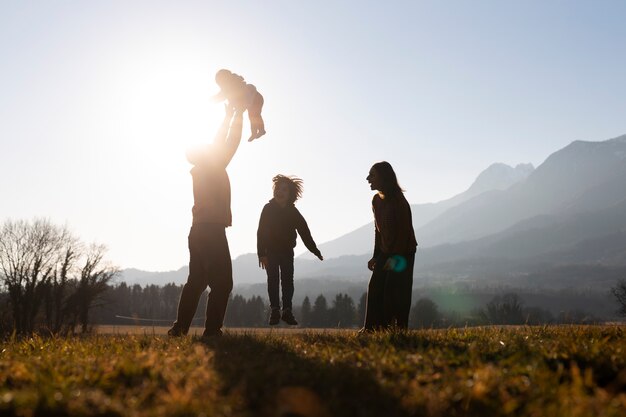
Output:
[1,1,625,271]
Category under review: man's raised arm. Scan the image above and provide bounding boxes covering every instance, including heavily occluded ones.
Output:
[212,106,235,147]
[220,109,244,167]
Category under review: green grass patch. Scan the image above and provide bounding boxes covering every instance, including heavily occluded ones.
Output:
[0,326,624,416]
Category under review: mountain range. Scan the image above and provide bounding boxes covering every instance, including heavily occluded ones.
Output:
[119,133,626,291]
[300,162,535,260]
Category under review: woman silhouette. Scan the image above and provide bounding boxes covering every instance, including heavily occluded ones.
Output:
[362,161,417,331]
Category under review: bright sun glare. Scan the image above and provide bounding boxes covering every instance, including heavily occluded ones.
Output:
[112,54,226,169]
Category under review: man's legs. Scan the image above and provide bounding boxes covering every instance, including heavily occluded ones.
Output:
[203,227,233,336]
[170,226,209,335]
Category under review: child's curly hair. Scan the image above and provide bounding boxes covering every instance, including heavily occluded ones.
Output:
[272,175,304,204]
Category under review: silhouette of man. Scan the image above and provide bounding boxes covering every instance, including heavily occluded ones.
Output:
[168,106,244,338]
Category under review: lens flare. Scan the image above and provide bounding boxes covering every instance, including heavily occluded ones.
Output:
[386,255,407,272]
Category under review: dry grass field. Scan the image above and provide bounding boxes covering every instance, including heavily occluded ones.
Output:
[1,326,624,416]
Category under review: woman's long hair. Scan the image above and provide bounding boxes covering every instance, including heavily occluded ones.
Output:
[371,161,404,196]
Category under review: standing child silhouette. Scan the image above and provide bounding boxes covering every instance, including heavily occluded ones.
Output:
[257,175,323,325]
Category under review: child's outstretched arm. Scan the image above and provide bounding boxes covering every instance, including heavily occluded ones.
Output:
[294,209,323,261]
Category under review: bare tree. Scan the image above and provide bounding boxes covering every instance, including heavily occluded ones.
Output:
[611,280,626,317]
[44,243,80,333]
[0,219,117,335]
[65,244,118,333]
[0,219,72,334]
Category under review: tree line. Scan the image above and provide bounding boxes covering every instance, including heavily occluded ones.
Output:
[91,286,609,329]
[91,282,367,329]
[2,218,625,336]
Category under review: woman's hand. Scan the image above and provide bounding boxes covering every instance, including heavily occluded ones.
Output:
[258,256,268,269]
[367,258,376,271]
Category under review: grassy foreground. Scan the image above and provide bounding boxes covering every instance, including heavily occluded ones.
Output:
[0,326,624,417]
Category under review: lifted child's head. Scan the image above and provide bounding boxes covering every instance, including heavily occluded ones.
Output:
[215,69,245,89]
[272,175,303,206]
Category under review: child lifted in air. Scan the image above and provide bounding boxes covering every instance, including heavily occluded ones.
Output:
[257,175,324,325]
[213,69,266,142]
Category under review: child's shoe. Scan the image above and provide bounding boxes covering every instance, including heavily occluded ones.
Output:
[281,308,298,326]
[269,308,281,325]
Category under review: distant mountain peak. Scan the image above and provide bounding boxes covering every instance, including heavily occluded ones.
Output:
[607,134,626,143]
[563,133,626,150]
[538,133,626,171]
[467,162,534,195]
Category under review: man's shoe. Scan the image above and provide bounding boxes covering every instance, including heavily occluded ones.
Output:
[200,329,223,342]
[357,327,373,336]
[281,309,298,326]
[167,325,184,337]
[269,308,281,325]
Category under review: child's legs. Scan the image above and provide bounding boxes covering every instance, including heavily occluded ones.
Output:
[279,254,295,310]
[248,93,265,132]
[248,92,264,117]
[266,256,281,309]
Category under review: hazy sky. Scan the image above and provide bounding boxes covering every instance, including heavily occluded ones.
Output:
[2,1,625,271]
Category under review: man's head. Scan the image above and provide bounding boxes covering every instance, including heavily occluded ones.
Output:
[186,144,219,167]
[272,175,303,206]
